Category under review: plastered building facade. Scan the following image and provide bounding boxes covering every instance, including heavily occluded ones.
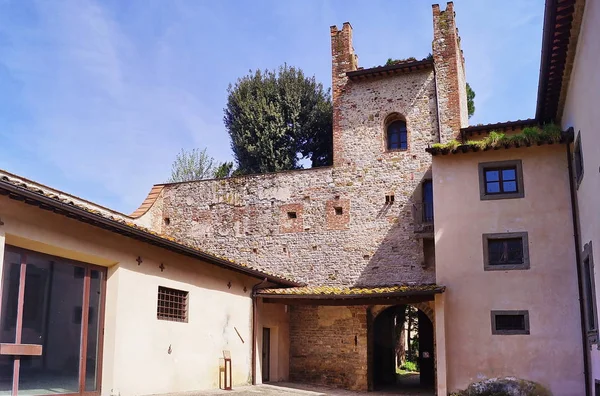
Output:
[0,1,596,395]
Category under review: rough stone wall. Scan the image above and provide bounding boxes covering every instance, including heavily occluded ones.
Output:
[289,305,368,391]
[331,22,358,168]
[433,2,469,144]
[156,46,439,288]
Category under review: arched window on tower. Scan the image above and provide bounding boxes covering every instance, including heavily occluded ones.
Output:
[386,119,408,150]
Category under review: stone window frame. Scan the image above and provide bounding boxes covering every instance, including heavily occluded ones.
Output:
[581,241,598,345]
[491,310,530,335]
[478,160,525,200]
[482,232,530,271]
[383,113,409,152]
[574,131,584,189]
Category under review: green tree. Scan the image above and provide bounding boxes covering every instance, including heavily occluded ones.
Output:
[168,148,215,182]
[213,161,234,179]
[466,83,476,118]
[224,65,333,174]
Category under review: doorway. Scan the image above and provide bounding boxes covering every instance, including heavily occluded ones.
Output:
[371,304,434,391]
[262,327,271,382]
[0,246,106,396]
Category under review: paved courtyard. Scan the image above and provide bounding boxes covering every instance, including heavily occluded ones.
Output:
[166,382,435,396]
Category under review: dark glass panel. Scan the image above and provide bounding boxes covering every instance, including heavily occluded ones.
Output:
[485,170,499,182]
[486,182,500,194]
[502,168,516,181]
[503,181,517,192]
[18,254,83,395]
[85,270,103,391]
[488,238,524,265]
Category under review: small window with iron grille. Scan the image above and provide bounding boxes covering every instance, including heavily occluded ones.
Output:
[478,160,524,200]
[483,232,529,271]
[491,310,530,335]
[574,131,584,187]
[157,286,189,322]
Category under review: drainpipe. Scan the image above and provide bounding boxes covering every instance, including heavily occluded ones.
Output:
[251,278,269,385]
[566,130,591,396]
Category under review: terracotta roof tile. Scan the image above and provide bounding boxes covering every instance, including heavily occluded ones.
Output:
[257,284,444,297]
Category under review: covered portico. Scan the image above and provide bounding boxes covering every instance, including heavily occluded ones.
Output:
[255,285,447,394]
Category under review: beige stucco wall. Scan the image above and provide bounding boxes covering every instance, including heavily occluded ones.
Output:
[255,300,290,383]
[561,0,600,385]
[0,196,277,396]
[432,145,584,394]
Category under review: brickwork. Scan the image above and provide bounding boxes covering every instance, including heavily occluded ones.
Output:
[432,2,469,144]
[289,305,368,390]
[331,23,358,168]
[325,198,350,230]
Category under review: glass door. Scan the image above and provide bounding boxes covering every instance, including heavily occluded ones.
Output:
[0,246,105,396]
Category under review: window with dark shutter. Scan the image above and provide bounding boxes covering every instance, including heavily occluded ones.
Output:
[574,132,584,186]
[483,232,529,271]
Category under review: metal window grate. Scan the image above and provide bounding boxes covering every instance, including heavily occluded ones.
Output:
[157,286,188,322]
[495,314,525,331]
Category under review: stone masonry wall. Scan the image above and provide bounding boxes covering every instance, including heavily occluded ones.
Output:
[156,69,438,287]
[289,305,368,390]
[432,2,469,143]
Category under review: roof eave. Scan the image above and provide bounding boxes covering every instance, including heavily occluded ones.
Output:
[0,180,301,287]
[535,0,558,121]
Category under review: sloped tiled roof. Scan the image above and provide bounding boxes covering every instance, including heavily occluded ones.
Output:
[0,170,301,287]
[257,284,444,298]
[130,185,164,218]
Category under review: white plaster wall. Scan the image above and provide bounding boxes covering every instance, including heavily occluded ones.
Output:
[433,145,584,395]
[561,0,600,386]
[0,197,262,396]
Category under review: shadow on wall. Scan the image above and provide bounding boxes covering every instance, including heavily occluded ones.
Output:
[355,170,435,287]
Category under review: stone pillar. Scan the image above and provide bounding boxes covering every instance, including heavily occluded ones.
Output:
[432,2,469,144]
[330,22,358,167]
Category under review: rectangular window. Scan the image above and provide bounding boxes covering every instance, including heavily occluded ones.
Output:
[574,131,584,187]
[157,286,189,322]
[582,242,598,344]
[491,310,530,335]
[483,232,529,271]
[478,160,524,200]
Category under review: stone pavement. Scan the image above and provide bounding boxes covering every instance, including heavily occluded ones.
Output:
[163,382,435,396]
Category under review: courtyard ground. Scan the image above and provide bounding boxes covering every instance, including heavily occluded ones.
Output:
[163,382,435,396]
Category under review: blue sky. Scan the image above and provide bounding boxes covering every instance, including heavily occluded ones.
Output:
[0,0,544,214]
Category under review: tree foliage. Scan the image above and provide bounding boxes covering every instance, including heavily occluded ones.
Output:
[466,83,476,118]
[213,161,234,179]
[224,65,333,175]
[168,148,215,182]
[168,148,236,182]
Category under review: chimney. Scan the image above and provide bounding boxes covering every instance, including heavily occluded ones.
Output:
[330,22,358,167]
[432,2,469,144]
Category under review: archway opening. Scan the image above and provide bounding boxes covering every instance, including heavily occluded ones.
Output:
[372,304,435,391]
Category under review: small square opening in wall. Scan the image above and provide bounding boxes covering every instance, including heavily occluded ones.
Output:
[334,207,343,215]
[491,310,529,335]
[157,286,188,323]
[287,211,297,219]
[385,195,395,204]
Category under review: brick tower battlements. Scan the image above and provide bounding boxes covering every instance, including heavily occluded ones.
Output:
[433,2,469,143]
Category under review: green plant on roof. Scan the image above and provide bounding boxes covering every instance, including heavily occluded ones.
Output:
[431,123,563,151]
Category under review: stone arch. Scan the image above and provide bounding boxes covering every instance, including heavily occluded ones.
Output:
[371,301,434,323]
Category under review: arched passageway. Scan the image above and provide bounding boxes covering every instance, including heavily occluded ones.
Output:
[371,304,435,391]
